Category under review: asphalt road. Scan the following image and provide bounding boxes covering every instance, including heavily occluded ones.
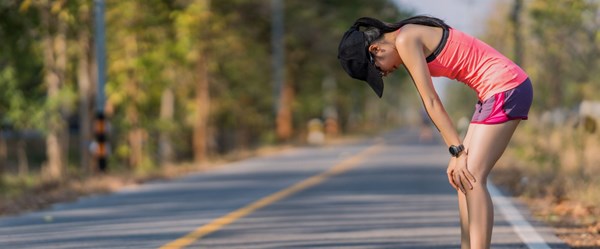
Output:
[0,129,569,249]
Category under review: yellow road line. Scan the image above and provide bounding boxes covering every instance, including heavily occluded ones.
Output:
[159,143,383,249]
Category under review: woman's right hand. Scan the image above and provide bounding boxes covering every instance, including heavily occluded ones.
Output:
[446,157,460,192]
[447,153,475,194]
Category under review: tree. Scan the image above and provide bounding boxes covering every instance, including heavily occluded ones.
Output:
[75,1,95,173]
[2,1,58,177]
[281,0,405,135]
[510,0,524,66]
[529,0,600,109]
[105,0,178,169]
[25,0,73,179]
[171,0,212,164]
[45,1,76,179]
[1,0,413,177]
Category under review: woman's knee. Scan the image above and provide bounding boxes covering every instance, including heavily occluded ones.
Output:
[463,175,489,195]
[466,157,494,182]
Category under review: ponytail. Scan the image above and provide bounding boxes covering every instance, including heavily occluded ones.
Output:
[354,15,450,43]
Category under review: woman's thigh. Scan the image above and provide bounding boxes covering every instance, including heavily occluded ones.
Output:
[465,120,521,181]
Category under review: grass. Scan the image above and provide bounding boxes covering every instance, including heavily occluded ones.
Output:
[0,174,38,199]
[0,138,308,217]
[492,116,600,247]
[498,119,600,205]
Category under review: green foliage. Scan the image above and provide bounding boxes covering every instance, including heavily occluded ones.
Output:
[528,0,600,108]
[282,0,409,130]
[0,2,46,131]
[1,0,412,174]
[482,0,600,110]
[0,174,38,198]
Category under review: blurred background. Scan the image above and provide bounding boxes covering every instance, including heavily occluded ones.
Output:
[0,0,599,244]
[0,0,417,183]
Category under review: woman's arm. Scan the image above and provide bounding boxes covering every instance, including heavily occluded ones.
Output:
[395,26,461,148]
[395,26,475,193]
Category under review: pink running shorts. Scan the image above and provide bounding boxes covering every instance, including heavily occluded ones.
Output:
[471,78,533,124]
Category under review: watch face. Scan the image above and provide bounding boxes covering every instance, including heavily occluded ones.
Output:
[449,146,457,155]
[449,145,462,156]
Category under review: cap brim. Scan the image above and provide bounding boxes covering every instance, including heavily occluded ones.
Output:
[365,63,384,98]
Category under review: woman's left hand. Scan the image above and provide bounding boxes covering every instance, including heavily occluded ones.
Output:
[450,153,476,194]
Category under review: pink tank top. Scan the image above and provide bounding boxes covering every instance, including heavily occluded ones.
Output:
[427,28,528,101]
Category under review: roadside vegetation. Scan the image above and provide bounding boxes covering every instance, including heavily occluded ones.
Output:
[445,0,600,247]
[0,0,407,215]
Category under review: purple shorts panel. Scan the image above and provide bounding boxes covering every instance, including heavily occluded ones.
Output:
[471,78,533,124]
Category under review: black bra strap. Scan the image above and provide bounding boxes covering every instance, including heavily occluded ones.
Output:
[426,27,449,63]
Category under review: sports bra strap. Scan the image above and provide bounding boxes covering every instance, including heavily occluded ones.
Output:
[426,27,449,63]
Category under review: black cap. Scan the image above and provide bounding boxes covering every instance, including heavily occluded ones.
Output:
[337,25,384,98]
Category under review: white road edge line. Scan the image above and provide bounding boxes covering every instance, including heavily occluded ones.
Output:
[488,182,552,249]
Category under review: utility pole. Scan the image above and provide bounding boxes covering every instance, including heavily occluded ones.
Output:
[94,0,108,172]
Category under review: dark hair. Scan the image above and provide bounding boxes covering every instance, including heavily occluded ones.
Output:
[337,16,451,98]
[355,16,451,44]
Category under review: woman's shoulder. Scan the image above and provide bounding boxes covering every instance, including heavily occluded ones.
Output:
[398,24,444,39]
[398,23,430,34]
[395,24,423,42]
[396,24,445,50]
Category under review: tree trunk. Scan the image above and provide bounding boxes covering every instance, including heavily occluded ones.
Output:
[127,127,145,168]
[0,130,6,176]
[41,3,67,179]
[89,35,100,172]
[122,33,145,169]
[276,80,294,142]
[511,0,524,66]
[77,3,94,174]
[125,91,144,168]
[159,87,175,166]
[56,8,69,177]
[17,136,29,176]
[548,58,563,108]
[193,57,210,164]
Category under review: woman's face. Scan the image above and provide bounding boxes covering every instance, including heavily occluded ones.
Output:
[369,41,402,77]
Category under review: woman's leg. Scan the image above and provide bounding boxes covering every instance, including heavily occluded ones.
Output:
[458,124,476,249]
[458,191,470,249]
[464,120,521,249]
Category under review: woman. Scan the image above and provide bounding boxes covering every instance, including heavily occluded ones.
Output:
[337,16,533,248]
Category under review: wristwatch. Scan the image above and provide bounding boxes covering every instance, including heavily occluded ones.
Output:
[449,144,465,157]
